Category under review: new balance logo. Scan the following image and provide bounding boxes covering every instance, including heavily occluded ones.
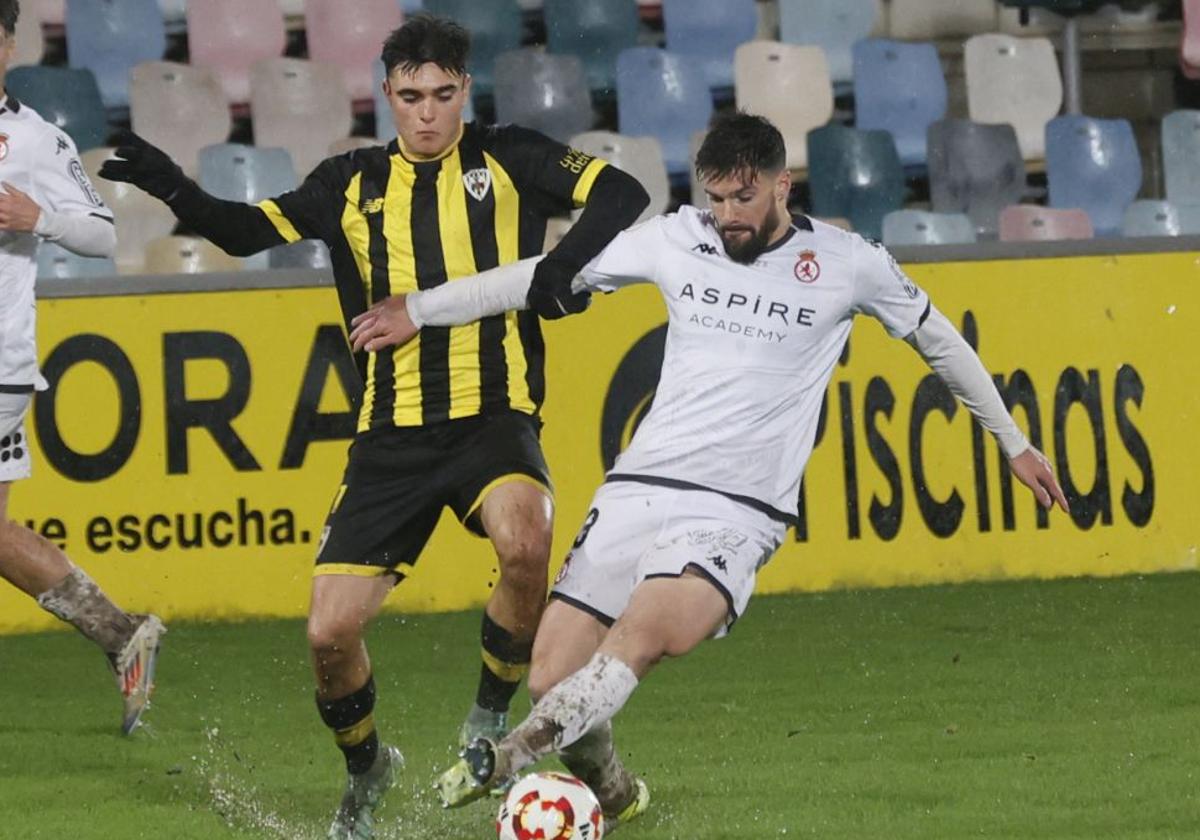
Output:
[692,243,718,256]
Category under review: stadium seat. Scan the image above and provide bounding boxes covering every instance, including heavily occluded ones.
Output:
[422,0,523,97]
[33,0,64,26]
[998,205,1093,241]
[615,48,712,178]
[662,0,759,90]
[143,235,243,274]
[493,50,594,144]
[36,243,117,280]
[882,209,977,245]
[269,239,332,270]
[927,119,1027,237]
[889,0,996,39]
[1045,115,1141,237]
[305,0,404,102]
[250,58,353,177]
[569,131,670,223]
[12,2,45,68]
[65,0,166,110]
[1120,200,1200,237]
[82,148,178,274]
[198,144,299,204]
[734,42,834,171]
[129,62,232,177]
[544,0,640,92]
[689,129,707,207]
[964,34,1063,161]
[853,39,947,168]
[806,124,905,241]
[1185,0,1200,79]
[157,0,186,26]
[186,0,287,104]
[6,66,108,152]
[1162,110,1200,205]
[778,0,878,87]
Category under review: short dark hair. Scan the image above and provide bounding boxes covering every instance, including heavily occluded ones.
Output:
[381,14,470,78]
[0,0,19,38]
[695,112,787,184]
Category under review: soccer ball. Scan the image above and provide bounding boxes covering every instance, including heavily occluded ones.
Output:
[496,772,605,840]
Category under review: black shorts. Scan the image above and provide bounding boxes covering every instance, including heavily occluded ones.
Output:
[314,410,551,578]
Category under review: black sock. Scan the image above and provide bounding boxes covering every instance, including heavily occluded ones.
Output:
[476,612,533,713]
[317,675,379,775]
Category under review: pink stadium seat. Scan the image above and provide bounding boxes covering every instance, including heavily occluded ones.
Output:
[998,205,1094,242]
[32,0,64,26]
[306,0,403,101]
[186,0,287,104]
[1183,0,1200,80]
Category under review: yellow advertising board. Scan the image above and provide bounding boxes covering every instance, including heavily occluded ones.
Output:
[4,250,1196,633]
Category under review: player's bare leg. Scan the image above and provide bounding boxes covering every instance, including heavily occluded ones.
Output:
[0,481,165,734]
[439,572,725,812]
[459,480,553,746]
[309,573,404,840]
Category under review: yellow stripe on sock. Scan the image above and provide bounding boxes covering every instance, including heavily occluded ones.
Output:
[481,648,529,684]
[334,712,376,747]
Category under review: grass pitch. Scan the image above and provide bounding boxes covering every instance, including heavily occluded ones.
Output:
[2,572,1198,839]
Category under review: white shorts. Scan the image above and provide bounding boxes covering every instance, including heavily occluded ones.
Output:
[551,480,787,638]
[0,393,32,482]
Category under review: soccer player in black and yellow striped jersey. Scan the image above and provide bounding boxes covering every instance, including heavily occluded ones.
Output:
[100,14,648,838]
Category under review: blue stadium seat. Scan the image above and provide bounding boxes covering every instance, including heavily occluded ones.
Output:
[927,119,1027,237]
[65,0,167,109]
[198,144,299,204]
[1161,110,1200,205]
[779,0,878,87]
[269,240,333,270]
[882,209,976,245]
[494,50,594,144]
[853,39,947,168]
[616,48,712,178]
[1046,115,1141,237]
[6,66,109,152]
[662,0,758,91]
[545,0,640,92]
[807,124,905,241]
[422,0,523,97]
[37,243,117,280]
[1120,200,1200,237]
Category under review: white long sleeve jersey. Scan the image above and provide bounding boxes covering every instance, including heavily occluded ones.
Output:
[0,96,114,392]
[581,207,943,522]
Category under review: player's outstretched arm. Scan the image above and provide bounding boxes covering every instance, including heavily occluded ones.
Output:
[905,306,1070,514]
[349,257,564,353]
[98,131,293,257]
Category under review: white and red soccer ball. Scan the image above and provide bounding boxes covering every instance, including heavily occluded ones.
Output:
[496,772,605,840]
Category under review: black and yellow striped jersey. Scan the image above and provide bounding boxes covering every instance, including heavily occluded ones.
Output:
[255,122,608,432]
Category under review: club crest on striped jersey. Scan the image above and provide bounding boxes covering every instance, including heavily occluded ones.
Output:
[463,167,492,201]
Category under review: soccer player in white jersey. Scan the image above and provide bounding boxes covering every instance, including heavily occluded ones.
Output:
[0,0,164,734]
[349,113,1069,823]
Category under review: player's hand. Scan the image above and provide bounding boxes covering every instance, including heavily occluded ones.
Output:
[0,182,43,232]
[349,294,418,353]
[98,130,186,201]
[527,258,590,320]
[1008,446,1070,513]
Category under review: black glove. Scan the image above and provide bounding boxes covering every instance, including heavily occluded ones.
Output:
[527,257,590,319]
[98,130,187,202]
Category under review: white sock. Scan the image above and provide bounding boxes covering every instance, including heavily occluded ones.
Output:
[502,653,639,775]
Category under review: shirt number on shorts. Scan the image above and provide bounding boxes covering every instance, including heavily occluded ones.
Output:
[572,507,599,549]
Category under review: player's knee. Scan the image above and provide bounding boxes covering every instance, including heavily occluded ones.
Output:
[493,523,551,588]
[306,614,360,661]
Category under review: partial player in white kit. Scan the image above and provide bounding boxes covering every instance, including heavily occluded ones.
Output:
[0,0,163,734]
[348,112,1070,822]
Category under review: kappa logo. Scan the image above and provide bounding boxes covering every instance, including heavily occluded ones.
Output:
[794,249,820,283]
[692,242,719,256]
[56,135,69,155]
[708,554,728,573]
[463,167,492,201]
